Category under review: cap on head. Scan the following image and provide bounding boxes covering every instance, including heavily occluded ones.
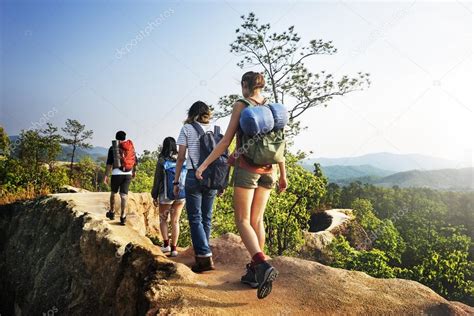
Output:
[115,131,126,141]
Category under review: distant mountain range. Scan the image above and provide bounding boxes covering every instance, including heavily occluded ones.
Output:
[301,152,473,190]
[57,145,109,162]
[303,152,466,172]
[372,168,474,190]
[326,167,474,190]
[9,135,109,162]
[318,164,394,181]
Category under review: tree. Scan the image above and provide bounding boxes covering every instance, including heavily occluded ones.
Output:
[129,151,157,193]
[61,119,93,176]
[39,123,61,169]
[0,126,10,156]
[17,129,43,171]
[74,156,100,191]
[327,236,396,279]
[323,182,342,209]
[215,12,370,136]
[265,152,327,255]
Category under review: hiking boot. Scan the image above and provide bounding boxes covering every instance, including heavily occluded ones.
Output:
[106,211,115,220]
[120,216,127,226]
[254,261,278,299]
[191,256,215,273]
[241,263,258,288]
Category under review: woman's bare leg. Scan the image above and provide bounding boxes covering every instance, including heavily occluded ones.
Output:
[170,201,184,247]
[250,186,272,251]
[234,187,261,256]
[159,204,171,242]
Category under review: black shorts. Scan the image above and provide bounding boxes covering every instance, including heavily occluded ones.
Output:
[110,175,132,194]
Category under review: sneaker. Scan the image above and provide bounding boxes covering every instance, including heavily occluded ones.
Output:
[120,216,127,225]
[106,211,115,220]
[161,246,171,253]
[170,250,178,257]
[241,263,258,288]
[254,261,278,299]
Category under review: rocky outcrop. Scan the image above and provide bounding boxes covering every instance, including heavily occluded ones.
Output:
[0,193,171,315]
[0,193,472,315]
[301,209,354,259]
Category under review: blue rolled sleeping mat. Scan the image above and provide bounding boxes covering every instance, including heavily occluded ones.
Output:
[268,103,288,130]
[240,103,288,136]
[240,105,274,136]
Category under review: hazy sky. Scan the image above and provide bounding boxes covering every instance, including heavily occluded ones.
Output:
[1,0,472,164]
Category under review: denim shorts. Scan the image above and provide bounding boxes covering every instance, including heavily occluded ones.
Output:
[159,192,185,205]
[232,165,276,189]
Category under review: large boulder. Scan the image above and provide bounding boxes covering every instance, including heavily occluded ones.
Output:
[301,209,354,259]
[0,194,472,315]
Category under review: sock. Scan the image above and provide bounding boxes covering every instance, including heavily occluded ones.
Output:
[171,245,177,252]
[163,239,169,247]
[251,252,266,267]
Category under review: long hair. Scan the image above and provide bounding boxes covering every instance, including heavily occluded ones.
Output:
[160,137,178,158]
[241,71,265,92]
[185,101,212,124]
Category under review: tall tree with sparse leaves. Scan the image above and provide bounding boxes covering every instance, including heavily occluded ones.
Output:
[215,12,370,137]
[61,119,93,176]
[39,122,62,169]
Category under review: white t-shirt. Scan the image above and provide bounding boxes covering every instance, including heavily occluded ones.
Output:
[177,122,215,169]
[111,168,132,176]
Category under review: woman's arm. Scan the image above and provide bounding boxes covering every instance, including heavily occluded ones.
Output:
[173,145,187,196]
[195,102,246,179]
[151,159,161,200]
[278,160,288,193]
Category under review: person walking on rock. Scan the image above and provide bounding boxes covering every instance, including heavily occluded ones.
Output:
[195,71,288,299]
[151,137,186,257]
[174,101,228,273]
[104,130,137,225]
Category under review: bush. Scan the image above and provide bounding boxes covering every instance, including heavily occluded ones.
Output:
[327,236,396,278]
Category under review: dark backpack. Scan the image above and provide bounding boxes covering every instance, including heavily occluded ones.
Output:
[189,122,230,191]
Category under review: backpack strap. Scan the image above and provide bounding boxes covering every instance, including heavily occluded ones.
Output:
[237,98,252,107]
[214,125,221,136]
[189,122,205,170]
[190,121,205,137]
[238,97,267,107]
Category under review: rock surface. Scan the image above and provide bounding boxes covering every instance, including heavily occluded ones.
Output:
[0,193,472,315]
[301,209,354,259]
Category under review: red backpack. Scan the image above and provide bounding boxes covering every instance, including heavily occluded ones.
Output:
[119,140,136,172]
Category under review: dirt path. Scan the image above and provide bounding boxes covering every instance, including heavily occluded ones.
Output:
[167,253,314,315]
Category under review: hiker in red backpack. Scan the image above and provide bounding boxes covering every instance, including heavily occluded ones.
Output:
[104,130,137,225]
[195,72,288,299]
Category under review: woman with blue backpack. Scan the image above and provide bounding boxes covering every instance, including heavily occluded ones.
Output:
[151,137,186,257]
[195,71,288,299]
[174,101,228,273]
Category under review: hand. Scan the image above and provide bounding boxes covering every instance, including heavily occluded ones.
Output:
[132,171,136,179]
[195,165,207,180]
[278,176,288,193]
[173,184,180,198]
[103,176,109,185]
[153,198,159,207]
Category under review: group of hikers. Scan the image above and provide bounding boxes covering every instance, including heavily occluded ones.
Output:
[103,71,288,299]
